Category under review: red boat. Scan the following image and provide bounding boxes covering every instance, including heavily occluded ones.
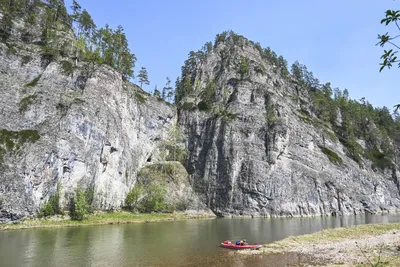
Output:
[221,240,262,250]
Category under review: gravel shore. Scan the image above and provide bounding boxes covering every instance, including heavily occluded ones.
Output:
[235,223,400,266]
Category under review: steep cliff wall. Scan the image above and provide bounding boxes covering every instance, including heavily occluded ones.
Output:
[0,15,178,222]
[178,35,400,217]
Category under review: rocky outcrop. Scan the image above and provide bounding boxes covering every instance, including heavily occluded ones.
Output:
[178,36,400,217]
[0,16,180,221]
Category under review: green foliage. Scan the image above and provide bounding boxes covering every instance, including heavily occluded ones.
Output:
[266,104,280,126]
[377,10,400,72]
[0,0,137,79]
[138,182,167,213]
[215,107,238,123]
[60,60,74,76]
[25,74,42,87]
[365,148,392,170]
[0,0,40,41]
[138,66,150,88]
[298,115,312,124]
[238,56,249,77]
[135,92,147,104]
[0,12,12,42]
[214,31,228,46]
[163,144,187,163]
[69,189,90,221]
[19,94,38,113]
[160,124,187,164]
[39,45,60,63]
[39,184,61,217]
[153,85,161,98]
[180,102,195,110]
[174,197,190,211]
[251,41,263,56]
[85,185,95,213]
[197,101,212,111]
[95,24,136,79]
[202,41,213,53]
[312,83,336,123]
[376,9,400,110]
[162,77,174,102]
[277,56,290,76]
[124,184,144,212]
[76,9,96,39]
[21,55,32,65]
[201,79,215,104]
[39,201,56,217]
[25,10,36,25]
[291,61,320,90]
[254,65,265,75]
[287,58,399,167]
[6,44,17,55]
[0,129,40,162]
[339,135,363,165]
[0,0,69,44]
[298,109,311,118]
[262,47,279,67]
[318,145,343,165]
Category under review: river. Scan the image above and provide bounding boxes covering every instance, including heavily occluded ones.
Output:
[1,214,400,267]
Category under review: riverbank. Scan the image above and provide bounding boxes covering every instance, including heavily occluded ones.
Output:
[0,211,215,231]
[238,222,400,266]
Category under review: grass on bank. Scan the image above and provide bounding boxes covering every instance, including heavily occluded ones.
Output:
[0,212,211,231]
[263,223,400,251]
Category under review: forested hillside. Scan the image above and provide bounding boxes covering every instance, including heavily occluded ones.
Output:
[0,0,135,79]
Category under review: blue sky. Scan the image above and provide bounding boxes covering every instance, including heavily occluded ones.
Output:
[65,0,399,110]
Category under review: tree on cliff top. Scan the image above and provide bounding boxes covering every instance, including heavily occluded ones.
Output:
[162,77,174,102]
[0,0,136,80]
[138,66,150,88]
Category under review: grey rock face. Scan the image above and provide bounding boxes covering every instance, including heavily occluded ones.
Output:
[0,38,177,222]
[179,38,400,217]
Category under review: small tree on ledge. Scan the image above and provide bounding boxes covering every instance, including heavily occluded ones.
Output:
[138,66,150,88]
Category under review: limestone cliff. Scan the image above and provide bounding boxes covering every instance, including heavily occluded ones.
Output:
[177,33,400,217]
[0,12,181,221]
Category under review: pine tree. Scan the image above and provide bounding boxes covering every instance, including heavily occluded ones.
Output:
[163,77,173,102]
[138,67,149,88]
[277,56,289,76]
[161,86,166,100]
[96,24,136,79]
[78,10,96,39]
[70,1,96,65]
[153,85,161,98]
[291,61,303,82]
[174,76,182,104]
[71,0,82,20]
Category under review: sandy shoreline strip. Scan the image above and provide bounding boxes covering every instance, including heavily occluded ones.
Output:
[237,223,400,266]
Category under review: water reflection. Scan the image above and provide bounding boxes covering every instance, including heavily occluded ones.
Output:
[1,213,399,267]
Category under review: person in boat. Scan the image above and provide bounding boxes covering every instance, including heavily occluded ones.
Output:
[239,239,247,246]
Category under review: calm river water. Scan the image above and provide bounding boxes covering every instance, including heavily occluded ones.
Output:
[1,214,400,267]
